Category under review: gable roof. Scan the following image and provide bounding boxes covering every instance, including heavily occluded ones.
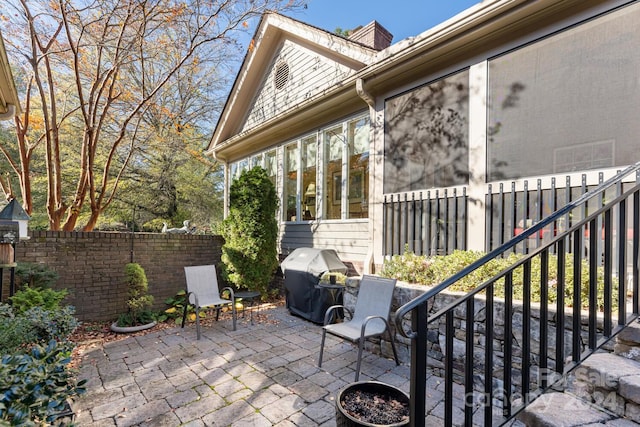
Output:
[208,12,379,161]
[209,0,594,162]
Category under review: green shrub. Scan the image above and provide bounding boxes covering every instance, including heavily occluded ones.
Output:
[0,304,36,354]
[221,167,279,297]
[116,263,154,327]
[0,340,86,425]
[23,306,79,344]
[0,304,79,356]
[380,249,617,310]
[15,262,59,289]
[9,286,68,314]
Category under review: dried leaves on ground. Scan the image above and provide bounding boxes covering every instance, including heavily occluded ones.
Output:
[341,389,410,424]
[69,297,285,368]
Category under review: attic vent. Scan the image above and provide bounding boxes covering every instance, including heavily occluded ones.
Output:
[274,61,289,90]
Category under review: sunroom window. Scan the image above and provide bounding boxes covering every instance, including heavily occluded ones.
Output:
[487,2,640,180]
[302,135,317,220]
[384,70,469,193]
[228,113,369,223]
[324,125,344,220]
[284,143,298,221]
[347,117,369,219]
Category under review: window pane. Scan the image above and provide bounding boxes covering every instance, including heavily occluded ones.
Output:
[324,125,343,219]
[384,70,469,193]
[283,143,298,221]
[250,155,261,169]
[348,117,369,219]
[230,162,239,182]
[487,3,640,180]
[302,135,317,220]
[265,149,277,187]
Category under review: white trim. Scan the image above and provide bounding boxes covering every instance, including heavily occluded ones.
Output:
[468,61,488,251]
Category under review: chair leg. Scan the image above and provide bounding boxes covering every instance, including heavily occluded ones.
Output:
[181,303,188,328]
[231,302,237,331]
[355,339,365,381]
[318,329,327,367]
[195,306,201,340]
[387,330,400,366]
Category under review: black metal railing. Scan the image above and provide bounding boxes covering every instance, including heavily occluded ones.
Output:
[486,172,639,255]
[394,162,640,426]
[383,188,468,257]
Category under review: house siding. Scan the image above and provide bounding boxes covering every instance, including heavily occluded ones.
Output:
[279,220,369,272]
[241,39,356,133]
[213,1,640,275]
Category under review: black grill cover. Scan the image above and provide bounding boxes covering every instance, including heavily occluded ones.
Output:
[281,248,348,323]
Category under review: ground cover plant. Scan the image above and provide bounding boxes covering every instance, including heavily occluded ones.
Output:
[0,285,85,424]
[380,249,617,310]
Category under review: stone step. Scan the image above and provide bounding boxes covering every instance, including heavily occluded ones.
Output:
[615,322,640,361]
[579,352,640,393]
[518,349,640,425]
[516,392,632,426]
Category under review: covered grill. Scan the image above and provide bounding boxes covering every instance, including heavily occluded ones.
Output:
[281,248,348,323]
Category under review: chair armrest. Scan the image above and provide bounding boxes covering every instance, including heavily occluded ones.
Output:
[187,291,199,307]
[360,315,391,338]
[323,305,352,325]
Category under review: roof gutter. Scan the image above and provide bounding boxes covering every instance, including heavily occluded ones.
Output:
[356,78,376,275]
[0,104,16,121]
[351,0,575,93]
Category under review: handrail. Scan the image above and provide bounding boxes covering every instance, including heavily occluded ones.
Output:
[425,183,640,325]
[394,161,640,338]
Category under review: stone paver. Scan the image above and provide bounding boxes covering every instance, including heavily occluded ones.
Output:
[76,308,327,424]
[73,305,539,426]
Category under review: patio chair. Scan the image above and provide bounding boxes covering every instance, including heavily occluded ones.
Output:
[181,265,236,339]
[318,274,399,381]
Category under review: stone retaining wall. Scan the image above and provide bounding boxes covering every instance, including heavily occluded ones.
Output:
[344,278,595,391]
[3,231,223,321]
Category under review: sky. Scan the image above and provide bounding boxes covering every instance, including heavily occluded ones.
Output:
[285,0,481,43]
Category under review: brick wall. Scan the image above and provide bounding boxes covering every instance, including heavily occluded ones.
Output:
[5,231,223,322]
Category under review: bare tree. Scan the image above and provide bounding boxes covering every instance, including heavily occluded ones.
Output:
[0,0,304,230]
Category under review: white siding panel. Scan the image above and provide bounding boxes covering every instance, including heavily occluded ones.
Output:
[241,39,356,133]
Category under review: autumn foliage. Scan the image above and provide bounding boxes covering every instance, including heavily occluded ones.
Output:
[0,0,304,230]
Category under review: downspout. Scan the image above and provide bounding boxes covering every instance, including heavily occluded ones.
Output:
[0,104,16,121]
[356,78,376,275]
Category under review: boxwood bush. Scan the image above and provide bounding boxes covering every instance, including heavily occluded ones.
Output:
[380,249,617,310]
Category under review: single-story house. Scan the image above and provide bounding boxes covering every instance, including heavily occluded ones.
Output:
[0,30,20,120]
[208,0,640,274]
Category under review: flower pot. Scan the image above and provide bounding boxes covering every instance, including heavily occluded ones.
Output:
[110,321,157,334]
[336,381,410,427]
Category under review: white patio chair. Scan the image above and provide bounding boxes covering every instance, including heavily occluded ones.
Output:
[181,265,236,339]
[318,274,399,381]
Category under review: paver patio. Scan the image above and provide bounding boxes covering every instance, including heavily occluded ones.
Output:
[73,304,471,426]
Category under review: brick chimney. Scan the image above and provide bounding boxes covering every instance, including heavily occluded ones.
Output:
[349,21,393,51]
